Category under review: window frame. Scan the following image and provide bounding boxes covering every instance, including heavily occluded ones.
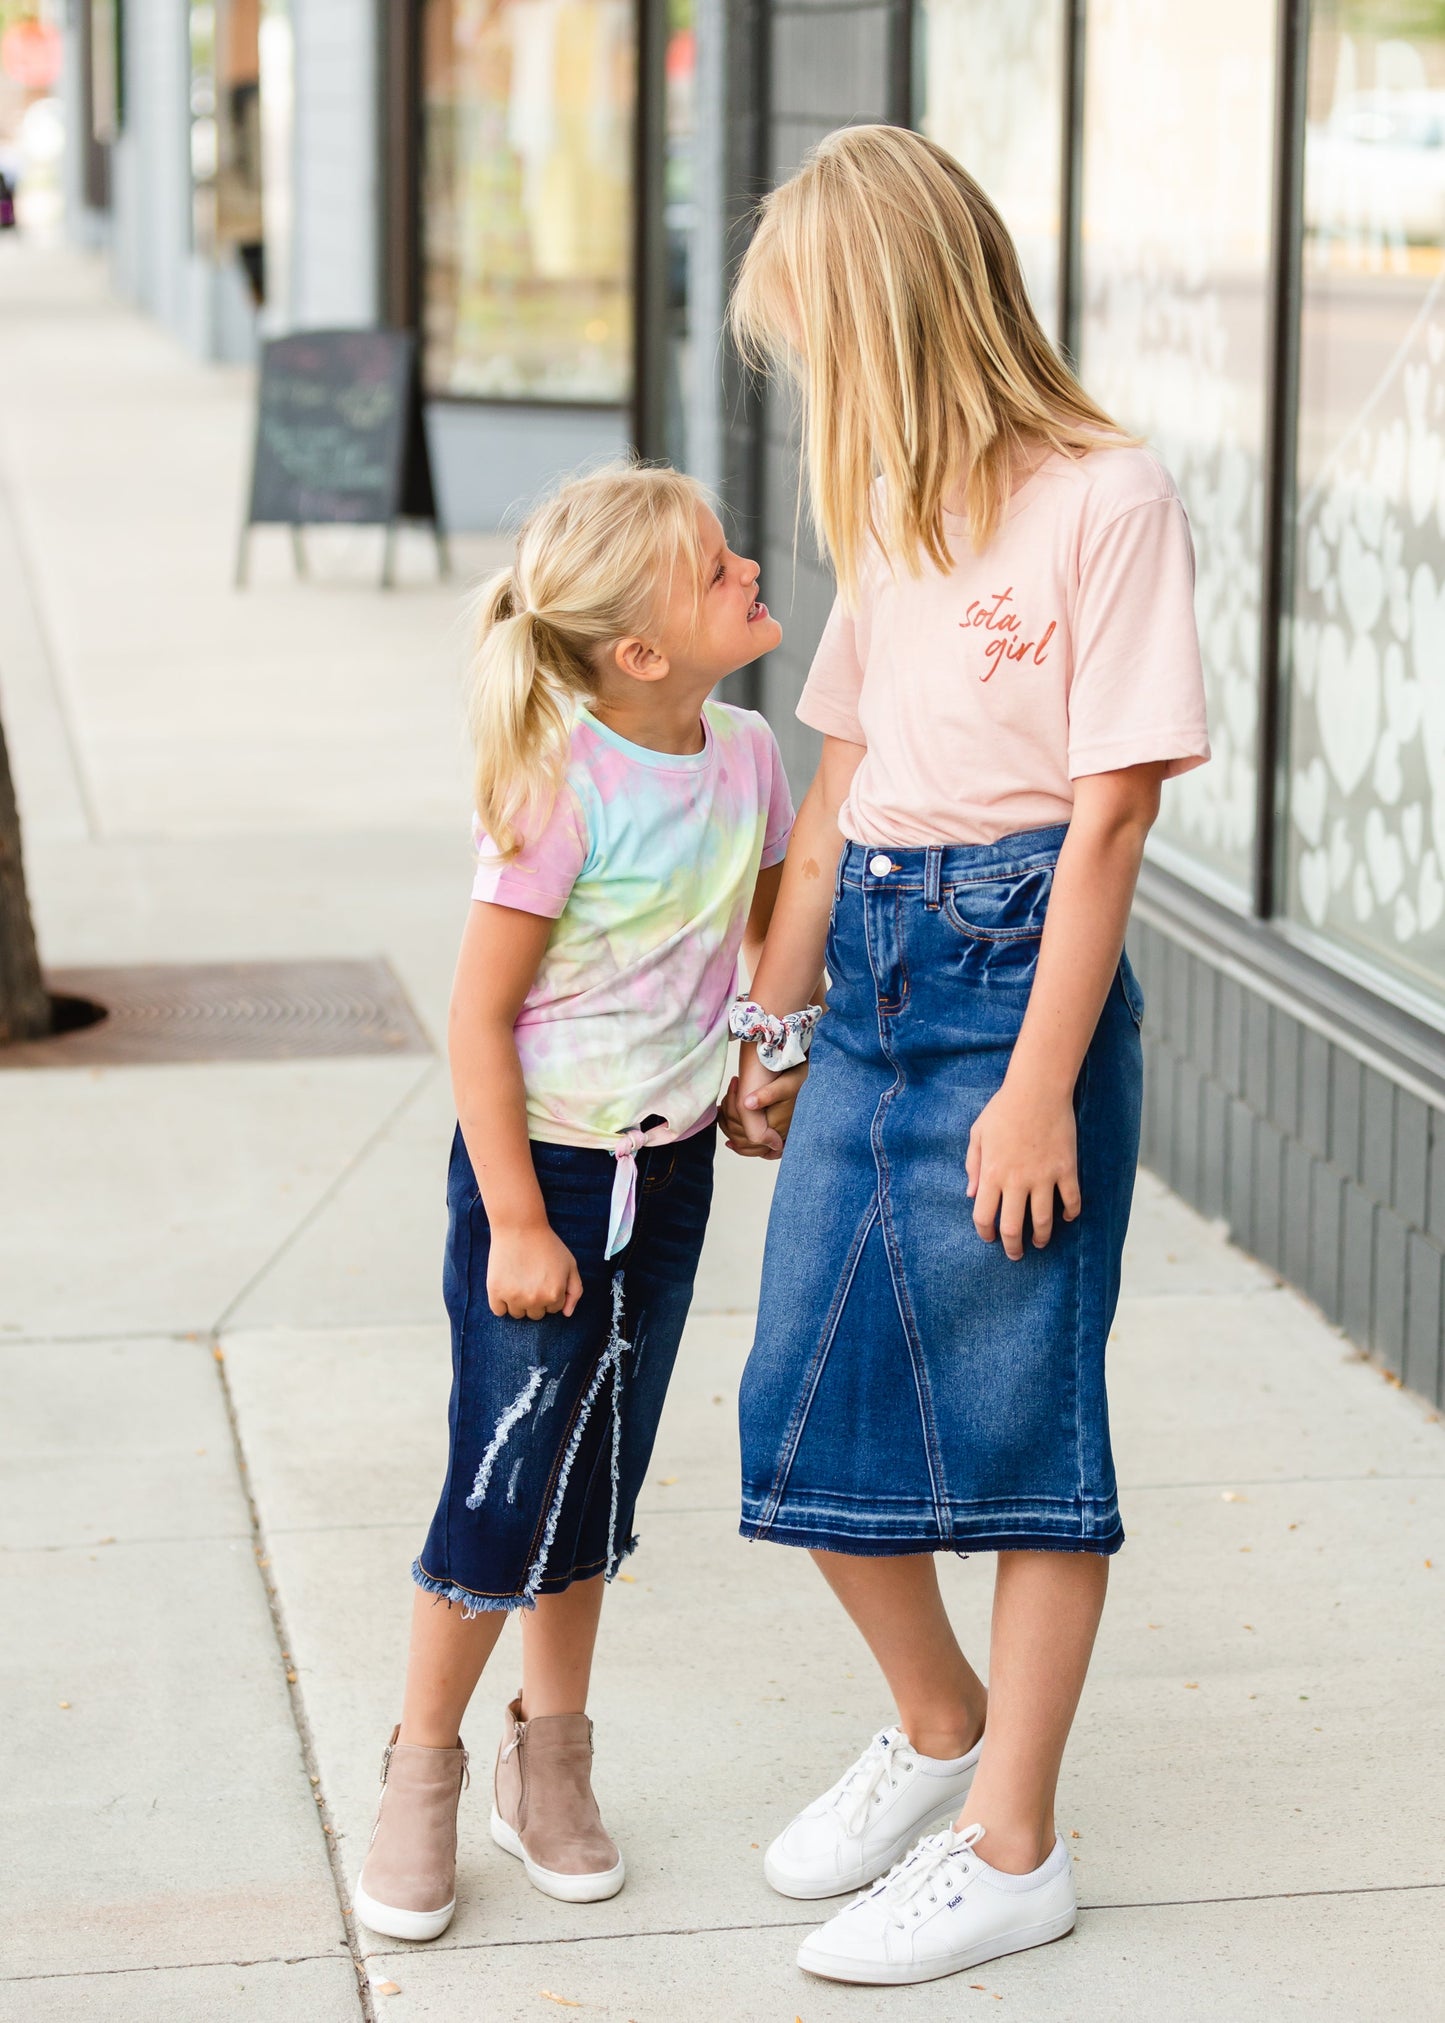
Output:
[907,0,1445,1054]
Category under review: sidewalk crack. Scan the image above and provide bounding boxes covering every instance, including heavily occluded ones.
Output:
[207,1328,378,2023]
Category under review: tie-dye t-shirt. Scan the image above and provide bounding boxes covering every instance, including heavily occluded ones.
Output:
[473,700,794,1160]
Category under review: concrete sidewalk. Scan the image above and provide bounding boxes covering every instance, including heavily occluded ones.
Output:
[1,244,1442,2023]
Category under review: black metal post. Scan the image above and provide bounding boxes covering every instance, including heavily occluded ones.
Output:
[1254,0,1309,921]
[631,0,670,459]
[1057,0,1086,368]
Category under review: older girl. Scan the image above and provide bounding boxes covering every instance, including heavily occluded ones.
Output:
[724,126,1208,1986]
[356,465,790,1942]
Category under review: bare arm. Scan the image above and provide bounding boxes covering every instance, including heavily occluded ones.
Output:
[967,762,1164,1260]
[744,736,862,1014]
[741,859,785,983]
[450,900,583,1319]
[725,736,863,1153]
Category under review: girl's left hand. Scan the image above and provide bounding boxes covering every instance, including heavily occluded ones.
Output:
[966,1077,1081,1260]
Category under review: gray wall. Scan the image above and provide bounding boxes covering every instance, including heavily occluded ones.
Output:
[426,404,631,535]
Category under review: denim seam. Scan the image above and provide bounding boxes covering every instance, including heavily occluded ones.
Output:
[864,887,908,1018]
[754,1193,882,1535]
[940,889,1050,945]
[870,1027,951,1543]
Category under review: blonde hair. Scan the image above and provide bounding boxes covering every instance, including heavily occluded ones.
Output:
[470,463,709,859]
[730,124,1126,602]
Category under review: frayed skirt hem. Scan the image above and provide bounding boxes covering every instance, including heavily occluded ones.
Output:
[410,1534,640,1618]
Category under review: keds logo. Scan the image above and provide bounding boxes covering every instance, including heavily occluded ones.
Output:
[960,586,1057,680]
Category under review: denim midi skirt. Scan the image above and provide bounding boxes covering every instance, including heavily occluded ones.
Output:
[738,827,1143,1558]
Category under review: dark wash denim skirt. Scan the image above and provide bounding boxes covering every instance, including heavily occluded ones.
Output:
[416,1126,714,1614]
[738,827,1143,1558]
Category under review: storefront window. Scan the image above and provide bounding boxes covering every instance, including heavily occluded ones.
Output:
[914,0,1064,342]
[1079,1,1277,902]
[1284,1,1445,1007]
[1076,0,1262,902]
[422,0,635,403]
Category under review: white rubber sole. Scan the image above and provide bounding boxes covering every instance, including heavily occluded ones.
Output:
[351,1877,455,1943]
[763,1805,962,1902]
[796,1907,1077,1985]
[489,1807,626,1903]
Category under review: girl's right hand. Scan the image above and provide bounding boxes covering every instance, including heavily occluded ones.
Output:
[487,1223,583,1319]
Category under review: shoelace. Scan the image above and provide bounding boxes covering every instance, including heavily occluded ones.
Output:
[835,1729,917,1837]
[870,1823,986,1924]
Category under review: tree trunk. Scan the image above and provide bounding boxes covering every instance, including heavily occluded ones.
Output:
[0,711,51,1045]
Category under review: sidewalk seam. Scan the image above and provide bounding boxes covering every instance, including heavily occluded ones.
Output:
[207,1327,376,2023]
[0,1951,353,1986]
[354,1875,1445,1958]
[4,1875,1442,1983]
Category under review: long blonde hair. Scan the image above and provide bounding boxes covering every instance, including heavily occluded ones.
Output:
[730,124,1126,602]
[470,463,709,859]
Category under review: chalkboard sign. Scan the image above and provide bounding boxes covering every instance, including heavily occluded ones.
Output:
[236,330,448,588]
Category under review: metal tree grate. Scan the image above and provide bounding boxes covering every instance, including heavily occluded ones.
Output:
[0,959,432,1068]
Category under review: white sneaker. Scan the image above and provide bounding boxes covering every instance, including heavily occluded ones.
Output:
[763,1725,980,1900]
[796,1823,1076,1985]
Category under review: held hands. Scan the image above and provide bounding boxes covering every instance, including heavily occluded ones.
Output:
[966,1074,1081,1260]
[720,1044,809,1158]
[487,1220,583,1319]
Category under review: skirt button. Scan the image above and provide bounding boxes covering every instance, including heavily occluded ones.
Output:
[868,853,893,876]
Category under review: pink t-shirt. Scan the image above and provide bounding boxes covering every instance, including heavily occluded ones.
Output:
[798,446,1210,846]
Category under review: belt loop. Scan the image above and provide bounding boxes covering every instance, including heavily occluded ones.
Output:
[833,843,849,905]
[923,846,943,911]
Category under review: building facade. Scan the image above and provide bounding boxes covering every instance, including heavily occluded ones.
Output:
[64,0,1445,1411]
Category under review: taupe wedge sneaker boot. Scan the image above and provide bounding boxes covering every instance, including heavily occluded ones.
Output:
[353,1726,469,1942]
[490,1694,625,1902]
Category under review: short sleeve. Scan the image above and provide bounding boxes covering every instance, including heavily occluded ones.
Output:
[1066,496,1212,781]
[471,783,588,918]
[796,595,867,745]
[759,727,796,869]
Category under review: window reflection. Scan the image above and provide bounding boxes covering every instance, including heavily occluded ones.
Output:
[1285,4,1445,1004]
[1079,0,1277,901]
[422,0,635,404]
[914,0,1064,342]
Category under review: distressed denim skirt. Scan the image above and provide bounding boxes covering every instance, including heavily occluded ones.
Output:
[738,827,1143,1558]
[415,1126,714,1614]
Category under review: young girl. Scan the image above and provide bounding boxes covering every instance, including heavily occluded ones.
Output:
[722,126,1209,1986]
[355,464,791,1942]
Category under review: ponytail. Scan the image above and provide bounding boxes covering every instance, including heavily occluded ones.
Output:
[466,463,711,860]
[468,571,584,860]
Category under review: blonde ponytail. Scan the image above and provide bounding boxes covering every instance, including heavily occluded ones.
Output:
[468,463,711,859]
